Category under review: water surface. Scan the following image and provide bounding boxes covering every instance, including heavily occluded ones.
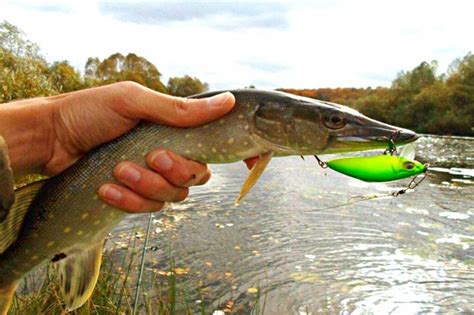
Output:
[117,135,474,314]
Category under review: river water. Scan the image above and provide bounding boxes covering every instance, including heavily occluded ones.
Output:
[116,135,474,314]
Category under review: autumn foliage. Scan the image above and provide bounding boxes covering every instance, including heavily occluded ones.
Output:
[280,59,474,136]
[1,21,473,136]
[0,21,208,101]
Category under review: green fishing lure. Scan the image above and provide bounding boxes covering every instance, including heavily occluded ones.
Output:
[327,150,426,182]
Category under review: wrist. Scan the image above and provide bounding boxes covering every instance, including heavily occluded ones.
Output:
[0,97,55,176]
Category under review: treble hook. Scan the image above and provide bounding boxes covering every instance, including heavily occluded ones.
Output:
[392,163,429,196]
[384,130,401,156]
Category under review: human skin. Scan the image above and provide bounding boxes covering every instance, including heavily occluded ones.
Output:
[0,81,235,213]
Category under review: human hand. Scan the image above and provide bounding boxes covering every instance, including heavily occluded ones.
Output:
[0,81,235,212]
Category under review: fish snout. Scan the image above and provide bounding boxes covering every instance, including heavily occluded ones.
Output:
[328,116,418,153]
[359,120,418,145]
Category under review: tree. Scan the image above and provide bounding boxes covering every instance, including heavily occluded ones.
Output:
[167,75,209,97]
[48,61,84,93]
[0,20,41,59]
[0,21,55,102]
[392,61,438,94]
[84,53,167,92]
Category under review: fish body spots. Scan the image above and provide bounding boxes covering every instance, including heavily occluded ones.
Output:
[244,125,249,130]
[162,139,170,144]
[238,114,244,119]
[109,211,117,218]
[227,138,235,145]
[228,154,236,160]
[218,154,225,161]
[63,227,72,234]
[185,150,191,155]
[47,241,55,248]
[31,255,39,261]
[94,220,101,225]
[201,154,208,159]
[244,141,249,146]
[222,148,227,153]
[219,119,225,125]
[47,213,54,219]
[81,213,89,220]
[185,133,191,138]
[197,143,202,148]
[76,230,84,236]
[212,148,217,153]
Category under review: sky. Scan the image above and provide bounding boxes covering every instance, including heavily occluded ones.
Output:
[1,0,473,90]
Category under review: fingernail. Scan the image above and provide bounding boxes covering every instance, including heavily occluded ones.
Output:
[119,165,141,182]
[101,185,122,201]
[151,151,173,171]
[207,92,232,107]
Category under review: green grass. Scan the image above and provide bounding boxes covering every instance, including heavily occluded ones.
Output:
[8,230,266,315]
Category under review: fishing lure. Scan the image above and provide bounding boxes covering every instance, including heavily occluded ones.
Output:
[325,144,427,182]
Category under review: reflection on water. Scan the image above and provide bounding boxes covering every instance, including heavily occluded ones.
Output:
[117,135,474,314]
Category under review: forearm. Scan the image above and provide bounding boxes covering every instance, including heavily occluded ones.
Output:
[0,97,55,176]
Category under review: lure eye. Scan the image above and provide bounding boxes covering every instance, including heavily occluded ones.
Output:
[404,162,415,170]
[323,113,346,129]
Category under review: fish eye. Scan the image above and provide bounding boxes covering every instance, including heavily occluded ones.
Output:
[323,113,346,129]
[404,162,415,170]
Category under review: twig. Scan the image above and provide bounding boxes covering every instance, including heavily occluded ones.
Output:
[132,213,153,315]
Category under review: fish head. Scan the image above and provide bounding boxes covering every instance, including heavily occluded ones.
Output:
[295,97,418,154]
[249,91,418,155]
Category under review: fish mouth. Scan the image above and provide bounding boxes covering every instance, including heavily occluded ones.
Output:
[329,119,418,153]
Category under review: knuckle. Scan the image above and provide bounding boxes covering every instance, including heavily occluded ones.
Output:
[149,179,169,198]
[118,80,141,92]
[170,97,194,126]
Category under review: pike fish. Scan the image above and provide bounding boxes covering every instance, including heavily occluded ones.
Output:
[0,90,417,313]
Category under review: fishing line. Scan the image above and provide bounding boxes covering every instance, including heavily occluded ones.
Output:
[132,213,154,315]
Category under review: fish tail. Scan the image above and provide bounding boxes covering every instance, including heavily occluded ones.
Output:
[0,282,18,315]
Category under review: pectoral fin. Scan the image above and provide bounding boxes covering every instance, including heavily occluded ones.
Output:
[55,242,104,311]
[235,151,274,204]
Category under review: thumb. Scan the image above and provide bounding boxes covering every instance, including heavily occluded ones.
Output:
[122,85,235,128]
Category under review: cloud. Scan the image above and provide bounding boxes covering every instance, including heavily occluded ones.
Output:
[7,0,72,13]
[99,1,289,30]
[239,58,290,72]
[2,0,474,90]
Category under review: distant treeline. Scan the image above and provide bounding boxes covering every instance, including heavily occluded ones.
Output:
[1,21,473,136]
[280,56,474,136]
[0,21,208,102]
